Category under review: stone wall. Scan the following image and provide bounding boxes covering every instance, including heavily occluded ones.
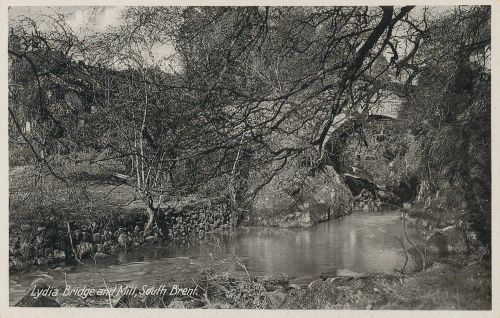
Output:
[9,197,237,272]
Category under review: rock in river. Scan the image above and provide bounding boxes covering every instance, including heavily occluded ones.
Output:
[252,165,353,228]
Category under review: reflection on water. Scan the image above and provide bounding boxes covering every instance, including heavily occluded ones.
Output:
[10,211,413,305]
[214,211,411,276]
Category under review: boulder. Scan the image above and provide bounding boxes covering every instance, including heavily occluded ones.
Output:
[94,252,109,259]
[426,231,447,257]
[16,283,60,307]
[252,184,297,220]
[19,241,35,260]
[307,279,324,289]
[137,234,145,243]
[265,289,286,307]
[325,277,341,284]
[103,231,113,241]
[289,283,303,289]
[376,189,401,206]
[441,225,469,254]
[164,298,203,309]
[117,233,128,247]
[9,236,20,252]
[21,224,33,232]
[343,166,403,210]
[29,275,54,290]
[72,230,82,242]
[75,242,93,259]
[16,294,60,307]
[52,249,65,261]
[265,212,312,228]
[9,257,29,271]
[343,173,376,196]
[252,165,352,228]
[261,274,289,291]
[109,243,120,252]
[427,225,469,256]
[35,257,47,266]
[81,231,92,242]
[334,268,366,278]
[352,189,380,212]
[93,233,101,243]
[166,299,188,309]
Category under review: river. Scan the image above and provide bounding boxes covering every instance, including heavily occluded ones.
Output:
[10,211,416,305]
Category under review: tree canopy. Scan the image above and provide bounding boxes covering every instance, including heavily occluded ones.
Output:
[8,6,491,236]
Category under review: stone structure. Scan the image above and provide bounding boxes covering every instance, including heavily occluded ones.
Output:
[9,197,237,272]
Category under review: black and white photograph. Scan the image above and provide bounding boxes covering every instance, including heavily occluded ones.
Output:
[5,2,493,312]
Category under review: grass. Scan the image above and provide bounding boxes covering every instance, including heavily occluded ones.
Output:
[381,262,491,310]
[45,256,490,309]
[281,261,490,310]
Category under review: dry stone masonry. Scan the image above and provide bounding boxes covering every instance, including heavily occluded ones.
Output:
[9,197,237,271]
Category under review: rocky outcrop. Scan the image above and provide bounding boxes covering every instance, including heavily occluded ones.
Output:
[441,225,469,253]
[259,273,290,291]
[264,211,315,228]
[377,189,402,206]
[351,189,381,212]
[427,225,469,256]
[343,166,402,212]
[252,166,353,228]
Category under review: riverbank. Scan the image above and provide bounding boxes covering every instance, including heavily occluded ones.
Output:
[9,193,237,272]
[12,210,491,309]
[113,258,489,310]
[282,260,490,309]
[15,255,490,309]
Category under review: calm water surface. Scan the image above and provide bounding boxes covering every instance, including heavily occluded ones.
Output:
[10,211,414,305]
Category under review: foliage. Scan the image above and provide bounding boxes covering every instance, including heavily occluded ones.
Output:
[7,6,490,240]
[396,6,490,242]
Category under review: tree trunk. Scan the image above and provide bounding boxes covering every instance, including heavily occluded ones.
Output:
[143,194,156,236]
